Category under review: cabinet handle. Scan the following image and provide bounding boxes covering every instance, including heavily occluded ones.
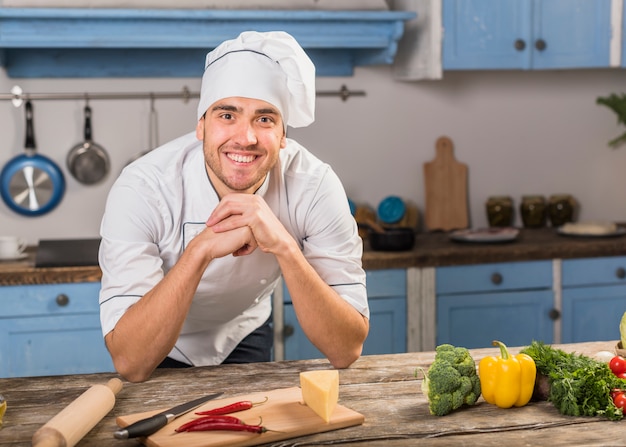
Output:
[283,324,294,338]
[548,308,561,320]
[617,267,626,279]
[56,294,70,307]
[514,39,526,51]
[535,39,547,51]
[490,273,503,285]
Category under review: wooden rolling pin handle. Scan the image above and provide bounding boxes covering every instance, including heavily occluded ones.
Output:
[31,378,123,447]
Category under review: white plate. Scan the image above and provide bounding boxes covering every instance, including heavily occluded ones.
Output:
[557,226,626,238]
[449,227,520,243]
[0,252,28,261]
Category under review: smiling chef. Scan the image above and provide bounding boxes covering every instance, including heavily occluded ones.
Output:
[98,31,369,383]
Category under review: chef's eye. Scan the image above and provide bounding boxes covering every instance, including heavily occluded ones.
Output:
[221,113,233,120]
[258,116,275,126]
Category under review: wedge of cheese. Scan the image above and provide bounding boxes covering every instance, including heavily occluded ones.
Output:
[300,370,339,423]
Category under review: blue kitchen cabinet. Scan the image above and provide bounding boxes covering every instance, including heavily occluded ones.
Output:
[436,261,554,349]
[443,0,611,70]
[0,282,114,378]
[561,256,626,343]
[283,269,407,360]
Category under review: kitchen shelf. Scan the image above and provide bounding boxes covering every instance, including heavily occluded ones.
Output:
[0,8,416,78]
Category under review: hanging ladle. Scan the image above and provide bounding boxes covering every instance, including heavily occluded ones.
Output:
[126,94,160,166]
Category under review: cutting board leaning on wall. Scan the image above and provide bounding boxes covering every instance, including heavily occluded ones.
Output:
[423,136,469,231]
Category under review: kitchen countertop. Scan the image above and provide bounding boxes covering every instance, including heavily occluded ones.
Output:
[0,340,622,446]
[362,225,626,270]
[2,227,626,285]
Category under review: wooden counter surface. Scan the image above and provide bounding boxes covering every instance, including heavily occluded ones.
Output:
[0,341,623,446]
[2,228,626,285]
[0,248,101,286]
[362,226,626,270]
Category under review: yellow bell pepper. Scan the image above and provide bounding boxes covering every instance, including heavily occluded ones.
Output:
[479,340,536,409]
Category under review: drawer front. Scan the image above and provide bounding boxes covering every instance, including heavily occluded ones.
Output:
[436,261,553,295]
[0,283,101,317]
[562,256,626,287]
[282,269,405,303]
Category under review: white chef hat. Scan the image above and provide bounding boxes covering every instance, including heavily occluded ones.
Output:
[197,31,316,128]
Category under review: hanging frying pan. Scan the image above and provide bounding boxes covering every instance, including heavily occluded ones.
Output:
[66,103,110,185]
[0,100,66,216]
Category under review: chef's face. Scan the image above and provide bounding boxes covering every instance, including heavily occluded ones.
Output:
[196,96,287,197]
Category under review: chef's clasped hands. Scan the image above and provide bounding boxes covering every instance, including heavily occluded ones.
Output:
[202,193,289,259]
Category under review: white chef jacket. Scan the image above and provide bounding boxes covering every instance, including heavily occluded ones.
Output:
[99,131,368,366]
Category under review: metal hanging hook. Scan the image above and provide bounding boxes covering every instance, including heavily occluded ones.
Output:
[149,94,159,150]
[11,85,23,108]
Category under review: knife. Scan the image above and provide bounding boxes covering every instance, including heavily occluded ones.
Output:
[113,392,223,439]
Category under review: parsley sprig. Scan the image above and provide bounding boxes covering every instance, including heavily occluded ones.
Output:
[521,341,625,421]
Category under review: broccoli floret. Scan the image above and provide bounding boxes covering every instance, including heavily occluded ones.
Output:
[419,344,481,416]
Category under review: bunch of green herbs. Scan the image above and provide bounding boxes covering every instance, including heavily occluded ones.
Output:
[597,93,626,148]
[521,341,625,421]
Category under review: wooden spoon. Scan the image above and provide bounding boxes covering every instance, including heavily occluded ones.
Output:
[362,217,386,234]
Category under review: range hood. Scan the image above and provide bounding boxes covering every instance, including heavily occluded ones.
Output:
[0,8,416,78]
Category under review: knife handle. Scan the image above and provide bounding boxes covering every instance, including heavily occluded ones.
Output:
[113,413,172,439]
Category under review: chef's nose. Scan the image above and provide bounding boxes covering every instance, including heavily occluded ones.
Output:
[233,121,258,146]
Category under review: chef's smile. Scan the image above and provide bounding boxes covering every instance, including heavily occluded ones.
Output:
[226,152,258,164]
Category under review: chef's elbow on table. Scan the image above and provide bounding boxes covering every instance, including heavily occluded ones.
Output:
[97,30,369,383]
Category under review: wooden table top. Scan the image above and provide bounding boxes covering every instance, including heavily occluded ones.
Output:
[1,341,624,446]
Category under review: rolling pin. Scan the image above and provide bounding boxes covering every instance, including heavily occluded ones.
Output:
[32,378,123,447]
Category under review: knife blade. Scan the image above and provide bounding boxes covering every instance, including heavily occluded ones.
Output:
[113,392,223,439]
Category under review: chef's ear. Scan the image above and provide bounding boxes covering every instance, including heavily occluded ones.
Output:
[196,114,206,141]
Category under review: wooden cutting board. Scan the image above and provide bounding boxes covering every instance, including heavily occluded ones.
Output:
[116,387,364,447]
[423,136,469,231]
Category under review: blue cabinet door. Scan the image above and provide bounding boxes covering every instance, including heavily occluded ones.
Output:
[282,269,407,361]
[436,290,554,349]
[443,0,531,69]
[443,0,611,70]
[436,260,554,349]
[532,0,611,69]
[561,256,626,343]
[283,296,406,360]
[0,314,114,378]
[561,284,626,343]
[0,282,114,378]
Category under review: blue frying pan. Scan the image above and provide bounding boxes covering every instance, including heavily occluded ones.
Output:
[0,101,65,216]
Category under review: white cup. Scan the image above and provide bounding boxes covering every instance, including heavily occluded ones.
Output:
[0,236,27,259]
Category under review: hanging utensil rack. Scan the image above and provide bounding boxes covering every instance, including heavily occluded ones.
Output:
[3,85,365,107]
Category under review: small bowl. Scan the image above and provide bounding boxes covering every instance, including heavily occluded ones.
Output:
[616,341,626,357]
[369,227,416,251]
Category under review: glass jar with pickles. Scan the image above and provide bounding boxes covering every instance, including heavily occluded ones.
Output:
[548,194,576,227]
[486,196,514,227]
[520,195,547,228]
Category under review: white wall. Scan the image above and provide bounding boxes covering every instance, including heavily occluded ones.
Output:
[1,67,625,244]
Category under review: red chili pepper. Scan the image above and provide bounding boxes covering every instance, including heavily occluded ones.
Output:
[182,421,267,434]
[175,415,243,433]
[195,396,268,416]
